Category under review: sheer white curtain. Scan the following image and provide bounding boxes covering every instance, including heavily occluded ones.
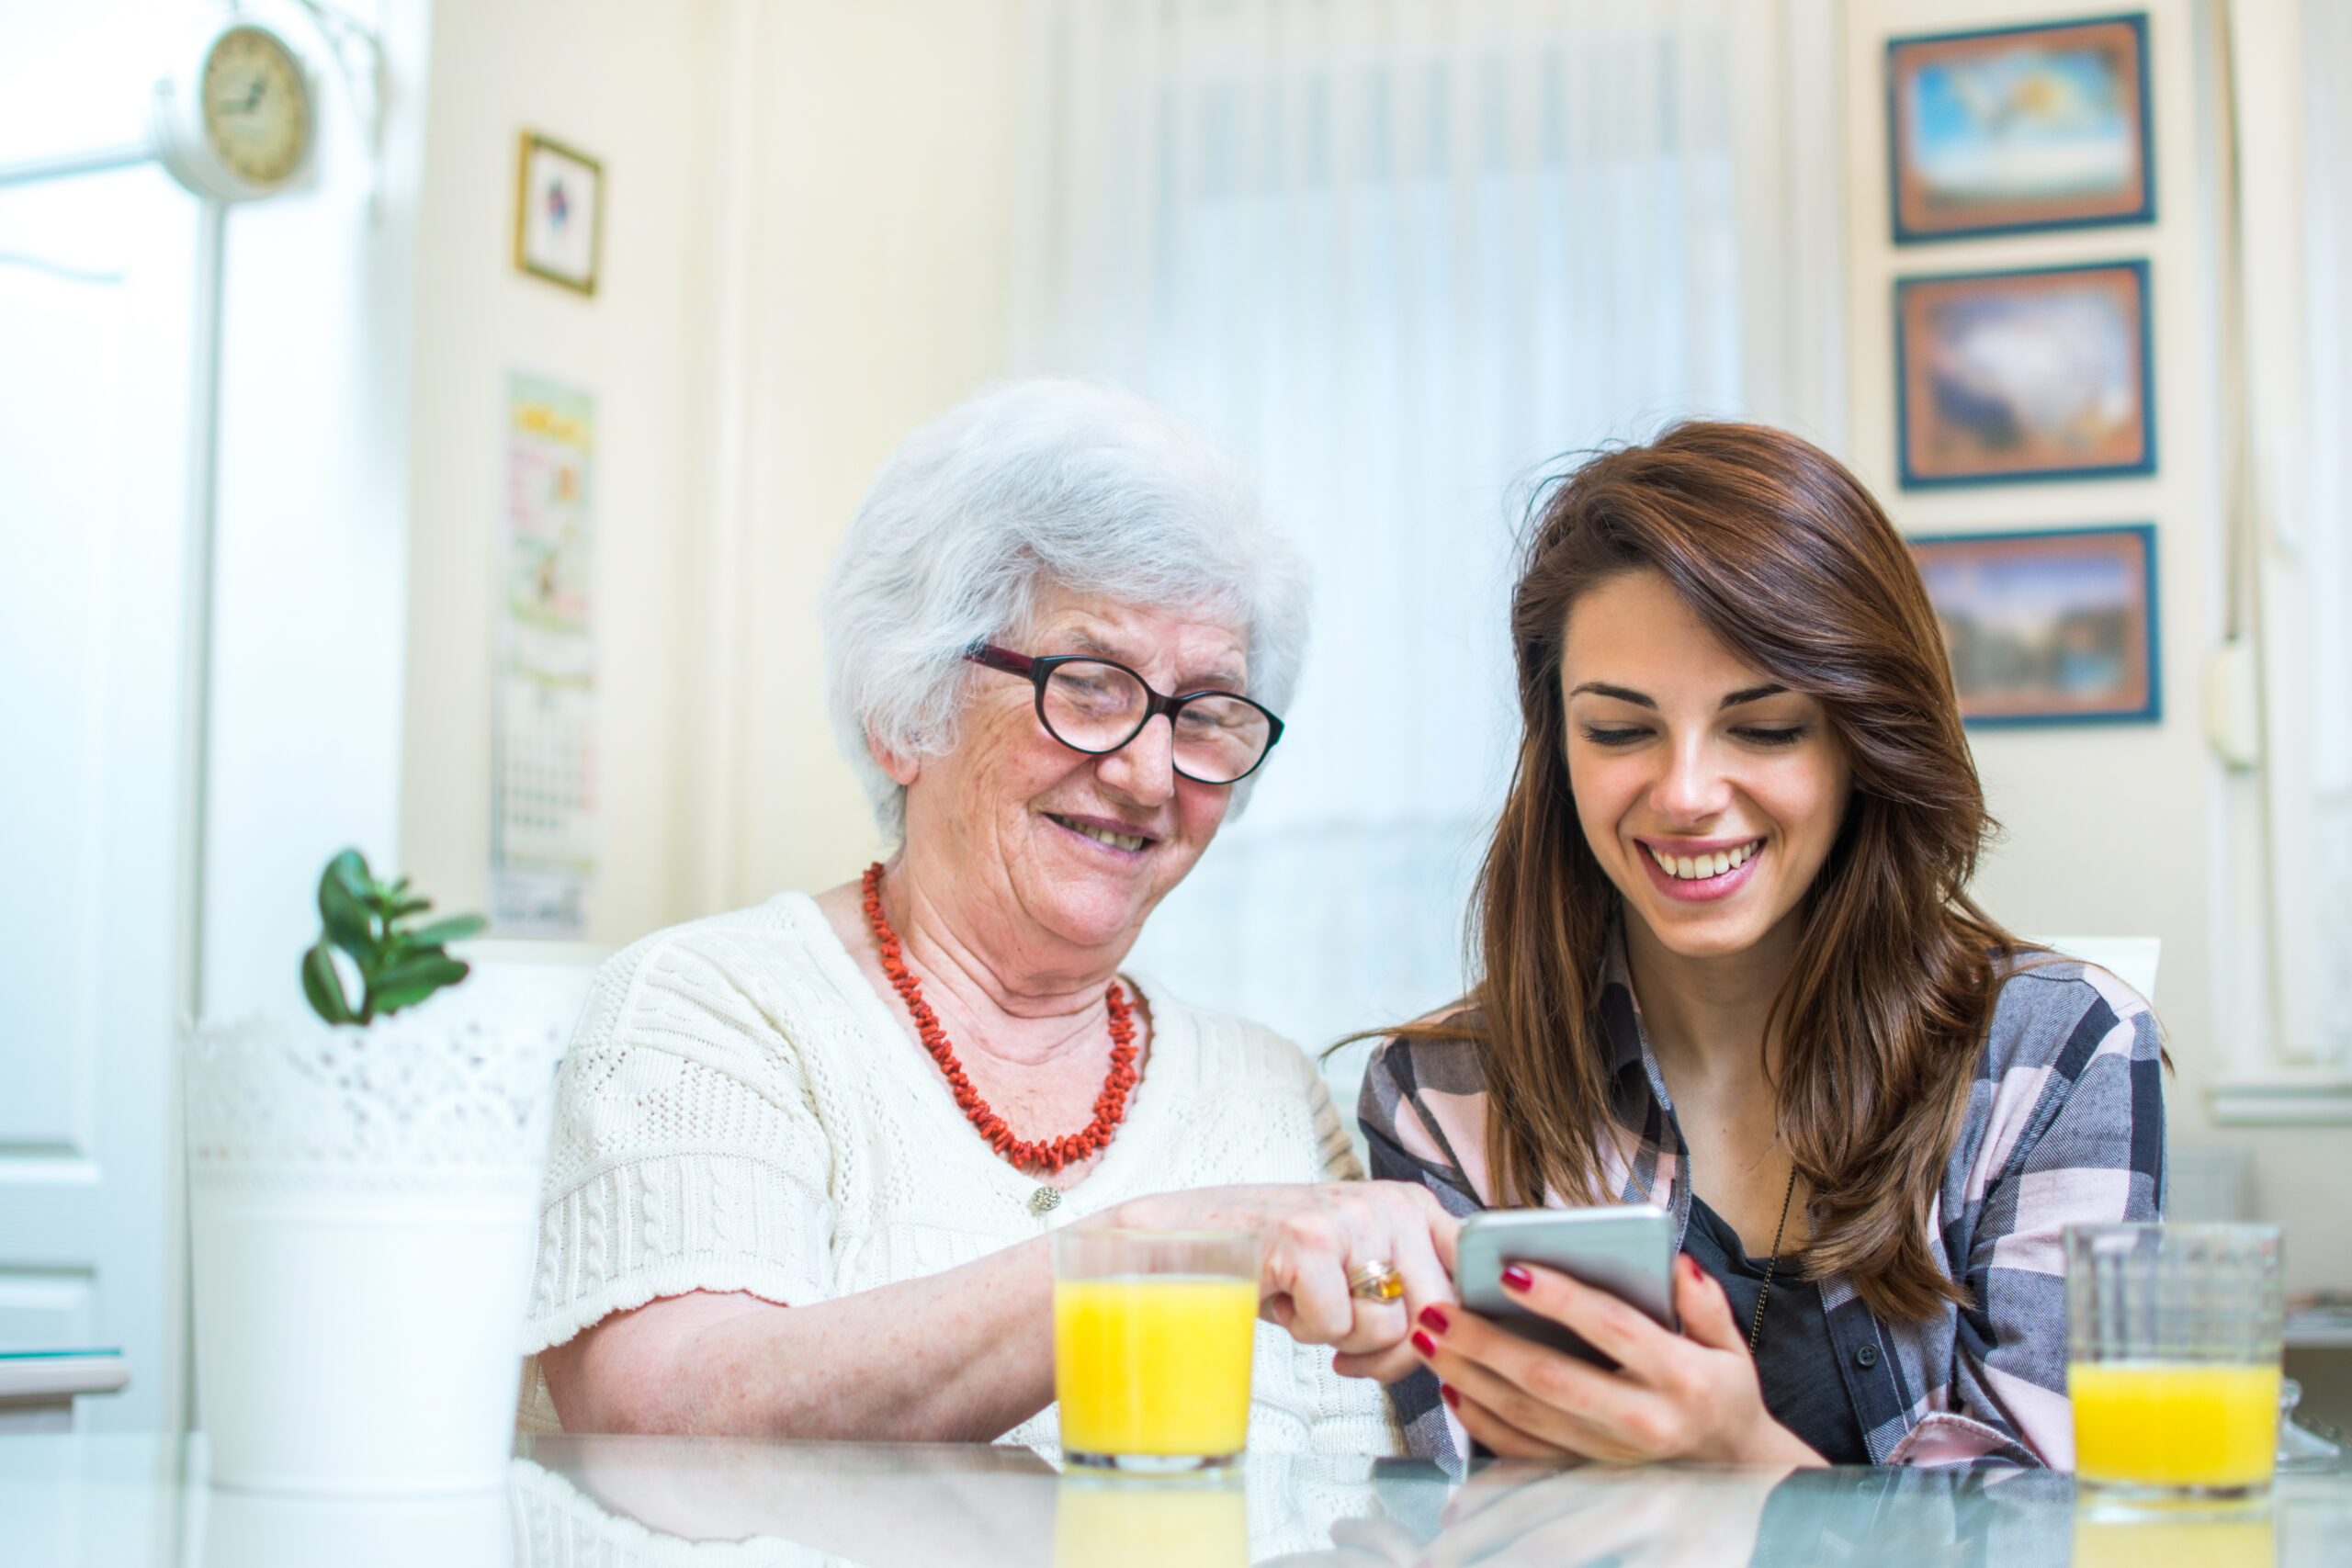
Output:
[2296,0,2352,1063]
[1009,0,1839,1092]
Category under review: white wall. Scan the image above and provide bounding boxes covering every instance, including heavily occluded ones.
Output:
[397,0,713,948]
[1843,0,2349,1290]
[705,0,1022,909]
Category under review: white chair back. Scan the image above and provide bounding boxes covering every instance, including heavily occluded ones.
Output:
[2023,935,2160,1003]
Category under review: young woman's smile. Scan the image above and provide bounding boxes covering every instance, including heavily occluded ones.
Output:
[1634,833,1765,903]
[1560,570,1851,960]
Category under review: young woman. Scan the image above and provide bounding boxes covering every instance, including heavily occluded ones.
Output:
[1361,423,2164,1469]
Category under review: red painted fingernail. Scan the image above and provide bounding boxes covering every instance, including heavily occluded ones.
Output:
[1441,1382,1461,1410]
[1500,1265,1533,1292]
[1411,1330,1437,1358]
[1419,1304,1450,1334]
[1681,1254,1702,1280]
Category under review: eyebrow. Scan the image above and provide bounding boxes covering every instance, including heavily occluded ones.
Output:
[1568,681,1790,710]
[1063,631,1246,691]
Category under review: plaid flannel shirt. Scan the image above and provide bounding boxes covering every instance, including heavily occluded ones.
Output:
[1359,936,2166,1470]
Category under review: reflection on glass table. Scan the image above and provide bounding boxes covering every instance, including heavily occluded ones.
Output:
[509,1435,2349,1568]
[3,1433,2349,1568]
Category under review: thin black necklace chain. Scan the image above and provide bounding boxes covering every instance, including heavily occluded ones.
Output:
[1746,1165,1800,1355]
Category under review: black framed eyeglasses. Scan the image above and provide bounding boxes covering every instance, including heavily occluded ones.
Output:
[964,643,1286,784]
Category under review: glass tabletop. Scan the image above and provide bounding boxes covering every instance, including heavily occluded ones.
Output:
[5,1432,2349,1566]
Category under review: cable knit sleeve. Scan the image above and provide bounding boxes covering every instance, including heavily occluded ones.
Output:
[523,919,843,1355]
[1307,1058,1364,1182]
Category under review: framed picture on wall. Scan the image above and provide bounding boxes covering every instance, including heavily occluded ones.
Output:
[1908,524,2158,725]
[1887,13,2154,243]
[1894,260,2154,488]
[514,131,603,296]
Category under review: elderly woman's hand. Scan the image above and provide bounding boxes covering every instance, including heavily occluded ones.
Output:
[1104,1181,1460,1380]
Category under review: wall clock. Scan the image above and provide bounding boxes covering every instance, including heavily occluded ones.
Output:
[153,19,316,202]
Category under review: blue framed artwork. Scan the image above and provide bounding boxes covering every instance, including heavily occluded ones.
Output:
[1908,524,2158,726]
[1894,260,2154,489]
[1887,14,2154,243]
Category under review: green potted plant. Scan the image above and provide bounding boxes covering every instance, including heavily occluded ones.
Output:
[299,849,484,1025]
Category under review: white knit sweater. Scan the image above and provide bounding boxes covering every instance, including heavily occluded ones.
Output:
[520,891,1400,1455]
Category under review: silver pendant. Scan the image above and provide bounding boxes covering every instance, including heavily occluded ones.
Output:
[1028,1186,1063,1216]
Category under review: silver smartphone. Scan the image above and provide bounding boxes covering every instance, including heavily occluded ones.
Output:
[1453,1204,1678,1367]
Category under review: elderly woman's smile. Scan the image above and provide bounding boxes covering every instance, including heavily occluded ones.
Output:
[1046,817,1150,854]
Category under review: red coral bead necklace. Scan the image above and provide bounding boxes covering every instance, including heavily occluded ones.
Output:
[860,862,1139,1175]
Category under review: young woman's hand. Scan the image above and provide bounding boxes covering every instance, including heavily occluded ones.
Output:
[1410,1253,1826,1466]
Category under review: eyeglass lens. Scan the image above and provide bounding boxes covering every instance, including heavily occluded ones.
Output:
[1039,660,1272,784]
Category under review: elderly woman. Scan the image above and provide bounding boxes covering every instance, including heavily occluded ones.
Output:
[521,379,1453,1452]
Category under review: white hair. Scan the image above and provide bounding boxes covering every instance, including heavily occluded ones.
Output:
[821,378,1311,840]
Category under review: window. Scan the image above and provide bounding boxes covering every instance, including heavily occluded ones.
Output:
[2208,0,2352,1121]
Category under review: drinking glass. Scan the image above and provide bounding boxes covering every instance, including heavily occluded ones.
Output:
[2066,1223,2284,1505]
[1052,1230,1259,1471]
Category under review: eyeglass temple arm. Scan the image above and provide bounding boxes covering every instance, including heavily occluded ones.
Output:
[964,643,1036,678]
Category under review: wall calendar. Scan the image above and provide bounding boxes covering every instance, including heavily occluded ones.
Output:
[492,371,598,937]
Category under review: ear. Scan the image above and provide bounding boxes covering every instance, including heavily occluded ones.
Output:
[867,724,921,788]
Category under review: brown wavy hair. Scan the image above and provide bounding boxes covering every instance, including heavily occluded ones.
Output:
[1437,421,2013,1322]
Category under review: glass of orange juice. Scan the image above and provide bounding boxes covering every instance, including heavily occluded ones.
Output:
[1053,1229,1259,1472]
[2065,1223,2284,1507]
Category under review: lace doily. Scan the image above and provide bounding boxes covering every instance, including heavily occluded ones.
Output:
[187,995,568,1169]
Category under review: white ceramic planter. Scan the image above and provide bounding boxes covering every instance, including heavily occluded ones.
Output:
[187,1000,565,1495]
